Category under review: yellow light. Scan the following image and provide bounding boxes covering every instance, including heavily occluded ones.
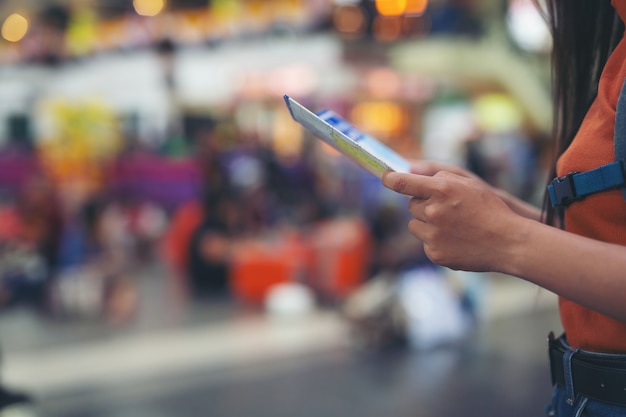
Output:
[405,0,428,15]
[473,93,524,133]
[273,111,304,159]
[375,0,406,17]
[2,13,29,43]
[351,102,406,137]
[133,0,165,17]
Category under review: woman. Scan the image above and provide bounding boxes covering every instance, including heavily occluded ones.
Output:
[382,0,626,415]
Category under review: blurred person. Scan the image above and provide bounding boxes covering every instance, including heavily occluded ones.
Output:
[381,1,626,415]
[15,177,64,281]
[0,177,63,311]
[368,203,428,277]
[463,128,540,202]
[107,192,168,264]
[163,132,241,300]
[187,188,241,299]
[54,194,137,323]
[22,4,70,65]
[264,142,334,227]
[222,131,274,230]
[0,174,48,413]
[345,202,470,352]
[162,198,204,301]
[343,203,421,350]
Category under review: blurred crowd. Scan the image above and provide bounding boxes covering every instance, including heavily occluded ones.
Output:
[0,90,549,345]
[0,0,554,345]
[0,156,161,323]
[0,2,559,416]
[0,110,405,323]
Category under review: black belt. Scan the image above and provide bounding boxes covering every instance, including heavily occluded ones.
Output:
[548,333,626,407]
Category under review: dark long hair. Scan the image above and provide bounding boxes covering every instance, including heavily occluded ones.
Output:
[543,0,623,225]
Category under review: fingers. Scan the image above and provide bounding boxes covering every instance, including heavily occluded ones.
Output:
[409,160,450,176]
[407,217,433,243]
[408,196,428,223]
[409,160,476,180]
[381,170,435,198]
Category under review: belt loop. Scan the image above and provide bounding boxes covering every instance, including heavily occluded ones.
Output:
[563,347,580,405]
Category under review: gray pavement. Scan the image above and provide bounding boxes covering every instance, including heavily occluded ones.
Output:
[0,263,562,417]
[31,308,561,417]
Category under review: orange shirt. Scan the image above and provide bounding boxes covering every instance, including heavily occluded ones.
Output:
[556,0,626,352]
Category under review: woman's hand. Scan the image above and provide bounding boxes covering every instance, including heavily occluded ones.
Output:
[384,161,626,322]
[381,166,530,273]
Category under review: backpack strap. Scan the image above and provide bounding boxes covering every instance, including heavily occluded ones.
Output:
[548,78,626,208]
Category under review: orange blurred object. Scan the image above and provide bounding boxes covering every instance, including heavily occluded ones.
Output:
[375,0,406,17]
[0,205,21,241]
[405,0,428,15]
[308,218,372,300]
[161,201,204,275]
[229,233,312,305]
[230,219,372,305]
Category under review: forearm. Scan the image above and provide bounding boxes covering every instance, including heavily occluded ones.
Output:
[502,219,626,322]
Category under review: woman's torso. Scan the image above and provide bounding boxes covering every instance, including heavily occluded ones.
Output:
[556,1,626,352]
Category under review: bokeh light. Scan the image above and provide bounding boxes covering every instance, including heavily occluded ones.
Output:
[351,101,406,138]
[333,5,367,38]
[366,68,402,99]
[375,0,407,17]
[405,0,428,16]
[473,93,524,133]
[1,13,29,43]
[133,0,166,17]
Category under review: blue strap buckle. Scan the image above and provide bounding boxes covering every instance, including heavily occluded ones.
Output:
[548,172,579,208]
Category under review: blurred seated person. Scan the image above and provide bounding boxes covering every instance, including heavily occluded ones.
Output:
[187,189,242,299]
[163,143,243,300]
[164,191,242,300]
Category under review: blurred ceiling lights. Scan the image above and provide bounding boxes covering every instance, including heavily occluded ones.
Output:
[333,0,429,42]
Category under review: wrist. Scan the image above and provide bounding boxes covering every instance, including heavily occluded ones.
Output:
[495,216,536,277]
[496,189,542,221]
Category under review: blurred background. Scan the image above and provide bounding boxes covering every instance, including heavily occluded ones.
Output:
[0,0,562,416]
